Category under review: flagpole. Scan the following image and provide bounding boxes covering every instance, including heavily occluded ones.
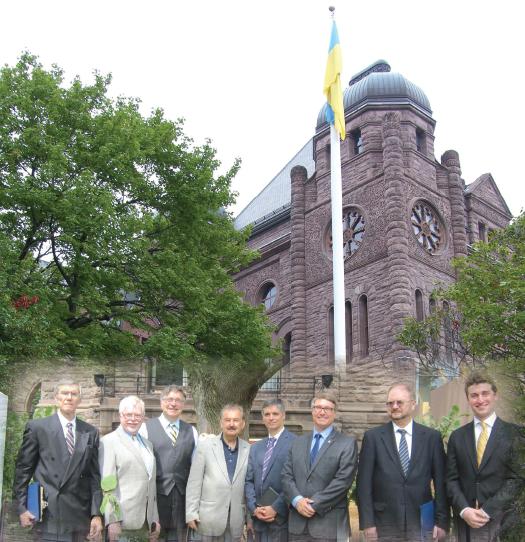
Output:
[325,6,346,375]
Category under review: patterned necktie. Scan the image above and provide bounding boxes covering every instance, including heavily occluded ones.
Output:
[262,437,276,478]
[477,421,488,466]
[169,423,178,446]
[310,433,322,466]
[65,422,75,456]
[397,429,410,475]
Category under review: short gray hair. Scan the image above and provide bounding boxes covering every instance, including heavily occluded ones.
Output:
[54,380,82,397]
[119,395,145,415]
[160,385,186,401]
[220,403,244,420]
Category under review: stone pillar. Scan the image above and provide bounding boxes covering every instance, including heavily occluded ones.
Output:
[442,150,468,257]
[382,113,413,367]
[290,165,308,371]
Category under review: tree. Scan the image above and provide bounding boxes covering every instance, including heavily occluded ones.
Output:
[0,53,278,426]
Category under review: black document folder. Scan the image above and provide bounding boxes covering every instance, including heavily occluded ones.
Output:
[256,486,280,507]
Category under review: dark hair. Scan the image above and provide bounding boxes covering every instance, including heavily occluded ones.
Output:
[261,398,286,414]
[464,371,497,395]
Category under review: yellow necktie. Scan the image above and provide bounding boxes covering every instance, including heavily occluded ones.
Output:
[476,421,488,466]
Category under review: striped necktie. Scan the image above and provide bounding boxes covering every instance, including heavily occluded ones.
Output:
[262,437,276,478]
[65,422,75,456]
[169,423,178,446]
[477,421,488,466]
[397,429,410,475]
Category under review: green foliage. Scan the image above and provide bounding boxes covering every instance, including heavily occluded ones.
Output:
[417,405,467,447]
[0,53,276,399]
[2,411,28,502]
[32,405,55,419]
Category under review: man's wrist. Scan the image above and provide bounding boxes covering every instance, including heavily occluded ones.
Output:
[291,495,303,508]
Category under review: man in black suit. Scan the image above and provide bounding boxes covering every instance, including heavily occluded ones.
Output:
[282,390,357,542]
[357,382,448,541]
[139,385,198,542]
[245,399,296,542]
[13,380,103,541]
[447,372,523,542]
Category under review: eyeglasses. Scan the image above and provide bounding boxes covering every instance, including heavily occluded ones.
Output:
[58,391,80,398]
[312,405,335,413]
[162,398,183,404]
[121,413,143,420]
[386,400,412,408]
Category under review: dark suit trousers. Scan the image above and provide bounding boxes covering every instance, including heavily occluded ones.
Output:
[288,535,335,542]
[456,515,502,542]
[254,523,288,542]
[158,486,187,541]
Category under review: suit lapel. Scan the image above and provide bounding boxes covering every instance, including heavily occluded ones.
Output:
[117,426,148,475]
[212,437,231,485]
[232,439,249,484]
[407,422,423,477]
[309,429,336,474]
[262,431,286,481]
[49,414,70,465]
[61,427,89,487]
[478,417,501,471]
[380,423,405,478]
[462,421,478,471]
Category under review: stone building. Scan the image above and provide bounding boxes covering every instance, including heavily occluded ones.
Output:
[232,60,512,437]
[6,61,512,439]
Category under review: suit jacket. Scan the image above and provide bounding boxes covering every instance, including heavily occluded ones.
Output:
[281,428,357,542]
[245,429,296,532]
[99,426,159,530]
[13,413,102,536]
[446,417,523,541]
[356,421,449,539]
[186,435,250,538]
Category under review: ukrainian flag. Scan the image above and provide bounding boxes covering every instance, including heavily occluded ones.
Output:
[323,21,345,140]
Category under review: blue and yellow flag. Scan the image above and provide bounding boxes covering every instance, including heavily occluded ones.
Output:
[323,21,345,140]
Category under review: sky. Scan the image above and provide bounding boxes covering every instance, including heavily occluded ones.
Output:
[1,0,523,216]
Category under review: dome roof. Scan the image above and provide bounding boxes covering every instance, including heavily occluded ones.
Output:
[316,60,432,130]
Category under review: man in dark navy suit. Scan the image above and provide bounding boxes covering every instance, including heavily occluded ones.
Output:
[357,382,449,541]
[13,380,103,541]
[245,399,296,542]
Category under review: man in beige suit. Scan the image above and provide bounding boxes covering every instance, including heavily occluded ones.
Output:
[99,395,160,541]
[186,404,250,542]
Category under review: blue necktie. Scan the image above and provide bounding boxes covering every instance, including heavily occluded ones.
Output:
[397,429,410,475]
[262,437,276,478]
[310,433,322,466]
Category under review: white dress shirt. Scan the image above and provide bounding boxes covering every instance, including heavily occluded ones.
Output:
[57,411,76,445]
[393,419,413,458]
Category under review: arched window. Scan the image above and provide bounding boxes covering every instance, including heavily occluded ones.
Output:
[259,283,277,310]
[415,290,424,322]
[359,295,369,356]
[346,301,353,362]
[429,297,436,314]
[282,333,291,367]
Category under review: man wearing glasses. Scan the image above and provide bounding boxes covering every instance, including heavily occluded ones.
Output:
[13,380,103,541]
[356,383,449,541]
[282,391,358,542]
[140,385,198,542]
[99,395,160,541]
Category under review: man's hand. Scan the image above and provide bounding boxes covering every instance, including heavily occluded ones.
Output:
[187,519,199,531]
[296,497,315,518]
[108,521,122,542]
[433,525,447,540]
[255,505,277,522]
[364,526,378,541]
[19,510,36,528]
[87,516,103,541]
[148,521,161,541]
[462,507,489,529]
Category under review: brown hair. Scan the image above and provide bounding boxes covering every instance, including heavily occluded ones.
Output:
[387,382,416,401]
[311,390,338,410]
[160,385,186,401]
[464,371,497,395]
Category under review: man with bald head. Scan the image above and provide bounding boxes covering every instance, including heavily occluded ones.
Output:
[357,383,449,541]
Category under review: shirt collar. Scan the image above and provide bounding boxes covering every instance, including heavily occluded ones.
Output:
[268,427,285,441]
[392,419,413,436]
[57,410,76,429]
[474,412,497,428]
[313,425,334,440]
[221,434,238,452]
[160,413,179,430]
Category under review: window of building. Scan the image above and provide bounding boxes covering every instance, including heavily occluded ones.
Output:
[359,295,369,356]
[346,301,353,362]
[415,289,424,322]
[259,283,277,310]
[416,128,426,153]
[478,222,487,242]
[429,297,436,314]
[351,128,363,155]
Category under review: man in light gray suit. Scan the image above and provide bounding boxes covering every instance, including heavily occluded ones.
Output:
[99,395,160,542]
[186,403,250,542]
[282,391,358,542]
[245,399,296,542]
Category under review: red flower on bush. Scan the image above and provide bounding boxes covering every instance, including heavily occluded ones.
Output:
[12,294,40,310]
